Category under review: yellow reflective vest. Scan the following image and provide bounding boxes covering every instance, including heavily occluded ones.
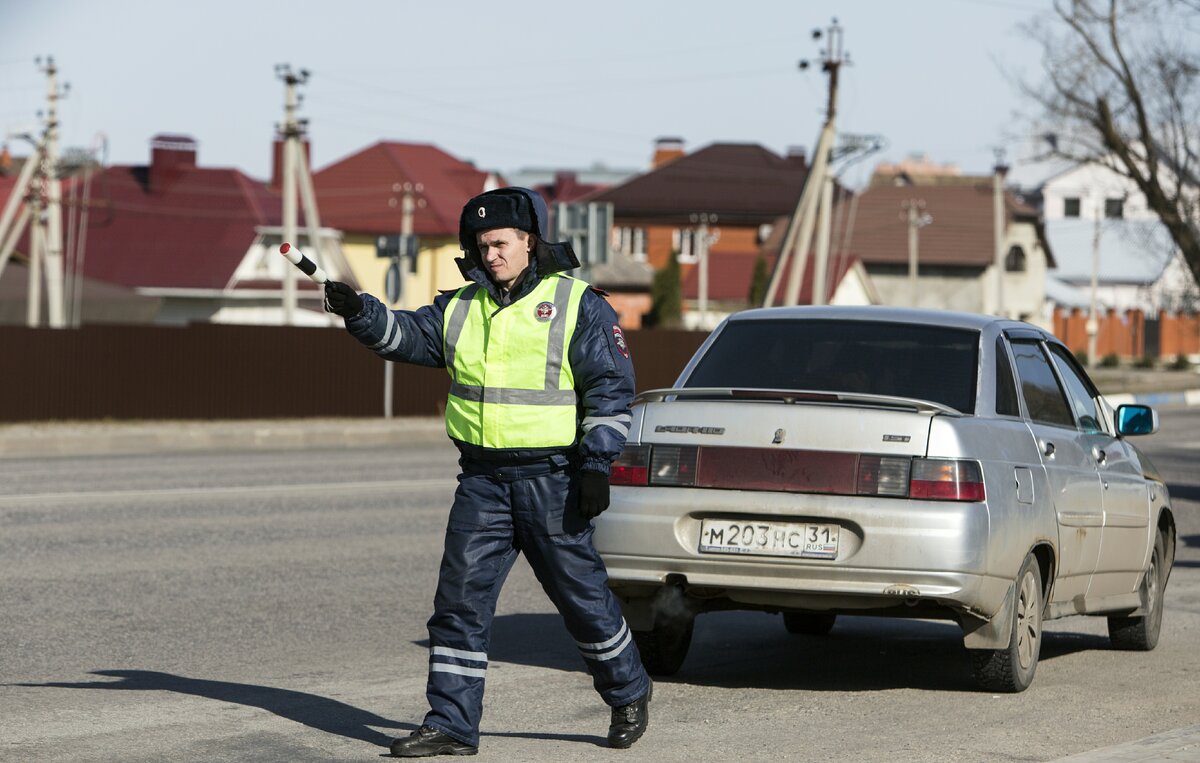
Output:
[442,274,589,449]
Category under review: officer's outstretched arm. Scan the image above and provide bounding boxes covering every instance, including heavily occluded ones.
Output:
[569,290,636,475]
[340,291,453,368]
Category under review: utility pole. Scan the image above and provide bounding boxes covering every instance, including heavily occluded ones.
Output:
[690,213,718,326]
[902,199,931,307]
[767,18,849,307]
[382,181,422,419]
[41,56,67,328]
[812,163,836,305]
[276,64,327,326]
[0,58,68,328]
[992,150,1009,318]
[1087,200,1102,368]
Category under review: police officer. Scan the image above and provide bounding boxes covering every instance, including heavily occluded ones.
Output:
[323,187,652,757]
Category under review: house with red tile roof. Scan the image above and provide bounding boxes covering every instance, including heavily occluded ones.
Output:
[1,134,351,326]
[312,141,500,309]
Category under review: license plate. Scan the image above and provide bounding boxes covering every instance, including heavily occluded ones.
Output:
[698,519,839,559]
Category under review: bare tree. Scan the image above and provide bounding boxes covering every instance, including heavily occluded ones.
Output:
[1021,0,1200,284]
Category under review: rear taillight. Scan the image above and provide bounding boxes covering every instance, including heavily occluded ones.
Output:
[609,444,650,485]
[650,445,699,486]
[856,455,912,497]
[909,458,985,501]
[611,446,984,503]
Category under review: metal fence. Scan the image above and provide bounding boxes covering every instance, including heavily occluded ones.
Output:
[2,325,707,423]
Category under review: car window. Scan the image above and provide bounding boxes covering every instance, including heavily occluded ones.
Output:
[684,319,979,413]
[1046,344,1106,434]
[1010,339,1075,428]
[995,336,1020,417]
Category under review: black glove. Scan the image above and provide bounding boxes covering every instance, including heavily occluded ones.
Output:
[324,281,363,318]
[578,470,610,519]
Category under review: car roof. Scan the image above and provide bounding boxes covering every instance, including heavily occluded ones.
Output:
[729,305,1033,334]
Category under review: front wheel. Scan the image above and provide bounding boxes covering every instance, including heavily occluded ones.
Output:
[971,552,1043,693]
[1108,530,1166,651]
[632,617,694,676]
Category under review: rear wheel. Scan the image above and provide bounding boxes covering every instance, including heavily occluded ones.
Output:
[972,552,1043,693]
[1108,531,1166,651]
[783,612,837,636]
[632,617,694,676]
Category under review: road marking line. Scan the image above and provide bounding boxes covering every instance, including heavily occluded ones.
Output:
[0,478,457,505]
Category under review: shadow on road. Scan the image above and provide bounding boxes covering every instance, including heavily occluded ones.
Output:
[1166,483,1200,503]
[420,611,1108,694]
[1173,534,1200,568]
[13,670,409,748]
[414,612,585,674]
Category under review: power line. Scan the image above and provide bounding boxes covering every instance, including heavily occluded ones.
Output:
[318,34,805,78]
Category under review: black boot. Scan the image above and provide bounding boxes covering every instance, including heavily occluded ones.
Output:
[389,726,478,757]
[607,681,652,749]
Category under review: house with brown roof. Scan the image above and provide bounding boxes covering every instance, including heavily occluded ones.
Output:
[311,141,500,309]
[589,139,811,328]
[1,134,351,326]
[814,177,1053,322]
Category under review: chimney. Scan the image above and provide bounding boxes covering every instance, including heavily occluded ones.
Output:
[785,144,808,168]
[552,170,578,200]
[270,136,312,191]
[149,134,197,192]
[652,136,685,169]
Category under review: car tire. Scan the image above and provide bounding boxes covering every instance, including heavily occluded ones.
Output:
[971,552,1043,693]
[1108,530,1166,651]
[632,617,694,676]
[782,612,837,636]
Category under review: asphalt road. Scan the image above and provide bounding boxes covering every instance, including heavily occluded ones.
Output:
[2,410,1198,762]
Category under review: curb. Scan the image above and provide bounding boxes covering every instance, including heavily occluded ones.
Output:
[0,417,449,460]
[1049,723,1200,762]
[1105,388,1200,408]
[3,388,1199,460]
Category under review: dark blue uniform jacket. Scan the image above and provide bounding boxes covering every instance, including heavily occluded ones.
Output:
[344,244,635,475]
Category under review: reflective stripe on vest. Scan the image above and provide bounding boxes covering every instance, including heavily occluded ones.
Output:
[442,275,588,449]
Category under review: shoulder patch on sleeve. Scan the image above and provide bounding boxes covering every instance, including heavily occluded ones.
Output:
[589,286,611,298]
[612,324,630,358]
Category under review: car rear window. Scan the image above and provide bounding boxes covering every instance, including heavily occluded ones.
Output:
[684,319,979,413]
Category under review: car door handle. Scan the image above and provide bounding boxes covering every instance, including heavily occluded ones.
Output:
[1092,446,1107,465]
[1041,440,1055,458]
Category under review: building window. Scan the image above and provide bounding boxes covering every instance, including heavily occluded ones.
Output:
[1105,198,1124,219]
[672,228,697,263]
[1063,197,1081,217]
[1005,245,1027,272]
[612,226,647,260]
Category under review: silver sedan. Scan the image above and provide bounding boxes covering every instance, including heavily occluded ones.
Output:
[594,306,1175,692]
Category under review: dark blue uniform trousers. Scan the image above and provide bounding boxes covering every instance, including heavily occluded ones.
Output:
[422,457,650,746]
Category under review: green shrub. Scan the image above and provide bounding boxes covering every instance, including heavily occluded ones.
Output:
[1099,352,1121,368]
[1169,354,1192,371]
[1074,350,1089,367]
[747,252,770,307]
[1133,355,1157,369]
[646,253,682,328]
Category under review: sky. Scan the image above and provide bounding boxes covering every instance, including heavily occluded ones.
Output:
[1,0,1055,191]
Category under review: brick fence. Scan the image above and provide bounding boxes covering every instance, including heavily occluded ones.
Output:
[1052,307,1200,360]
[2,325,707,423]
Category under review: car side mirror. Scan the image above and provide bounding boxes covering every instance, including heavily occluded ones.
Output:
[1116,404,1159,436]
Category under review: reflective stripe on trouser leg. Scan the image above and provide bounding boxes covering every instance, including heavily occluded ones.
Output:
[511,469,651,708]
[423,472,519,747]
